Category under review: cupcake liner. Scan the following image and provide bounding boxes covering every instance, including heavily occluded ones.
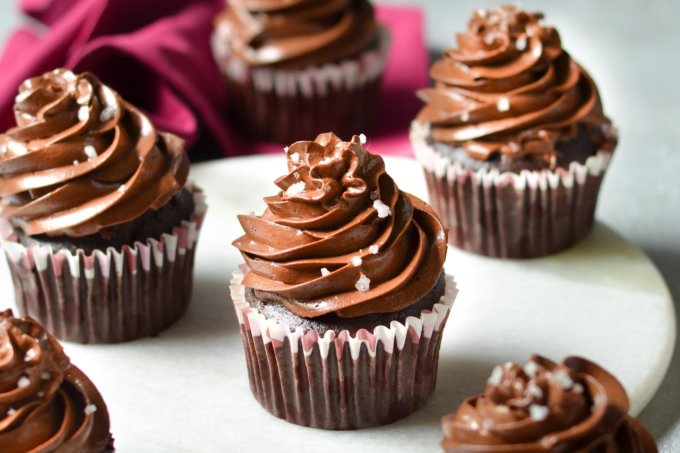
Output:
[1,187,207,344]
[212,27,390,143]
[411,124,612,258]
[229,267,457,430]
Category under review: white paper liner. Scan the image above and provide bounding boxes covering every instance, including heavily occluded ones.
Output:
[410,122,613,258]
[1,187,207,343]
[230,266,457,429]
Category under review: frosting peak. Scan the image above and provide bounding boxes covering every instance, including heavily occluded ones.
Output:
[0,310,111,452]
[442,355,658,452]
[0,68,189,237]
[416,5,616,167]
[233,133,447,318]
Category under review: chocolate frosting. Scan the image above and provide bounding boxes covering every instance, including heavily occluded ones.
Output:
[441,355,658,452]
[416,5,616,168]
[0,68,189,237]
[0,310,111,452]
[215,0,378,69]
[233,133,447,318]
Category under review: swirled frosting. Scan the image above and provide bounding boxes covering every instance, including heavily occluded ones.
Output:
[441,355,657,452]
[415,5,616,168]
[232,133,447,318]
[0,310,111,452]
[215,0,378,69]
[0,68,189,237]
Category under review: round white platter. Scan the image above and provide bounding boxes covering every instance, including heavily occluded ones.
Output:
[0,154,674,452]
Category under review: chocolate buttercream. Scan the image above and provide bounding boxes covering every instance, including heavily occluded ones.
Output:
[0,68,189,237]
[215,0,378,69]
[416,5,616,168]
[441,355,657,452]
[233,133,447,318]
[0,310,112,452]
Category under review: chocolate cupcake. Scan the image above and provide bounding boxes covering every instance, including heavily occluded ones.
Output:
[411,5,617,258]
[0,309,113,452]
[212,0,389,144]
[230,133,456,429]
[441,355,657,452]
[0,69,206,343]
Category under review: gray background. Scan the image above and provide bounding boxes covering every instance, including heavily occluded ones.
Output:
[0,0,677,450]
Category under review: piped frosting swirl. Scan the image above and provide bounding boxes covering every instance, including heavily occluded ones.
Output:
[0,68,189,237]
[232,133,447,318]
[441,355,658,452]
[215,0,378,69]
[0,310,111,452]
[416,5,616,168]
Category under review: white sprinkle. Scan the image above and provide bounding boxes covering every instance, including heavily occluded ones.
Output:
[41,372,51,380]
[320,267,330,277]
[7,140,27,155]
[7,408,16,416]
[99,106,116,123]
[17,376,30,388]
[553,370,574,389]
[359,133,367,144]
[24,349,36,361]
[516,36,527,51]
[523,361,539,377]
[460,111,470,122]
[574,383,584,394]
[527,382,544,399]
[78,106,89,122]
[73,160,79,166]
[351,256,363,267]
[84,404,97,415]
[285,181,305,197]
[529,404,549,421]
[290,152,300,164]
[118,185,125,192]
[296,230,303,236]
[84,145,97,160]
[487,365,503,386]
[497,97,510,112]
[369,191,379,201]
[355,274,370,292]
[373,199,391,218]
[369,244,379,254]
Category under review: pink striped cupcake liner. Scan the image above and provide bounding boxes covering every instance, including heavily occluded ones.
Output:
[1,187,206,343]
[230,267,457,430]
[411,123,612,258]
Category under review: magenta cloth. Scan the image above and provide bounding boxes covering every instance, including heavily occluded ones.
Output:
[0,1,428,158]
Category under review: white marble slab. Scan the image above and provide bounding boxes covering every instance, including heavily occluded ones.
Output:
[0,155,674,452]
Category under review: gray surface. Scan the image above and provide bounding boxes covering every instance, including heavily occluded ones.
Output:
[0,1,678,450]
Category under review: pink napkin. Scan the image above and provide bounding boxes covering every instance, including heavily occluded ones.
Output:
[0,1,428,158]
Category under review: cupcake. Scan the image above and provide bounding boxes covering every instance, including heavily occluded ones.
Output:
[441,355,657,452]
[0,69,206,343]
[230,133,456,429]
[411,5,617,258]
[212,1,390,144]
[0,309,113,451]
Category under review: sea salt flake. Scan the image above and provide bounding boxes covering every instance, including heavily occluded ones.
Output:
[373,199,391,218]
[484,33,496,46]
[84,145,98,160]
[285,181,305,197]
[290,152,300,164]
[319,157,333,165]
[573,383,584,394]
[481,418,494,430]
[523,361,539,377]
[7,408,16,416]
[369,245,379,254]
[7,141,27,155]
[17,377,30,388]
[15,90,31,104]
[351,256,362,267]
[73,160,79,165]
[78,106,90,122]
[284,146,289,152]
[118,185,125,192]
[455,62,471,73]
[460,111,470,122]
[515,36,527,51]
[296,230,303,236]
[355,274,370,292]
[24,349,36,361]
[487,365,503,386]
[529,404,549,421]
[99,107,116,123]
[359,133,367,144]
[37,391,44,397]
[84,404,97,415]
[497,97,510,112]
[250,240,256,246]
[527,382,544,399]
[320,267,330,277]
[41,372,51,380]
[553,370,574,389]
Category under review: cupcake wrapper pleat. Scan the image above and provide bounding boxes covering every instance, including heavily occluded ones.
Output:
[412,128,611,258]
[212,27,390,143]
[230,267,457,430]
[1,187,207,343]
